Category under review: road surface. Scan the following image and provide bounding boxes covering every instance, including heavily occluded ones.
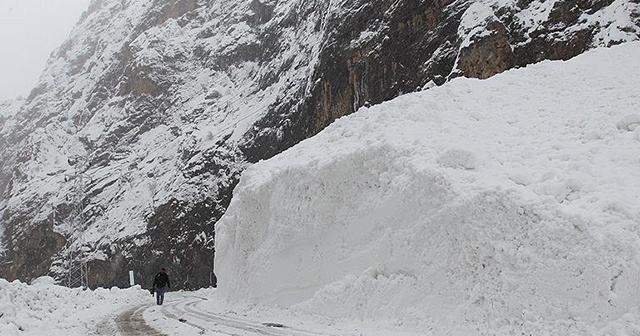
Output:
[96,294,333,336]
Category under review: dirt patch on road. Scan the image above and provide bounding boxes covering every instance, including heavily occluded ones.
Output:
[95,304,166,336]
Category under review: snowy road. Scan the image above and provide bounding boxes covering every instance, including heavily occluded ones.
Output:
[95,303,163,336]
[100,294,335,336]
[158,296,330,336]
[115,305,165,336]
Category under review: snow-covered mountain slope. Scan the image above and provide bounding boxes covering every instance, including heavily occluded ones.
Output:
[0,0,638,288]
[216,42,640,334]
[0,99,23,177]
[0,99,23,118]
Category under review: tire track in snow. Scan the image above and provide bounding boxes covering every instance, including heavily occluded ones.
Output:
[161,297,334,336]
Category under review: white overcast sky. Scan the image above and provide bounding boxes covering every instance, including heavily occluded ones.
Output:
[0,0,91,102]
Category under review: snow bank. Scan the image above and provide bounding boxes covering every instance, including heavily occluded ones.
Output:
[216,42,640,334]
[0,277,149,336]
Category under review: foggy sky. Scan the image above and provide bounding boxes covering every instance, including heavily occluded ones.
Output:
[0,0,90,102]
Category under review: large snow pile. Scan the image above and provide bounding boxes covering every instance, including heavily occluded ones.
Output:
[216,42,640,335]
[0,277,149,335]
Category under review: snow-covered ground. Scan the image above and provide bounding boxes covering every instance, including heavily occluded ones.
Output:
[2,42,640,335]
[0,277,149,335]
[0,276,431,336]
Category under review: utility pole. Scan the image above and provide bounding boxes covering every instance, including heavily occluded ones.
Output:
[65,156,89,289]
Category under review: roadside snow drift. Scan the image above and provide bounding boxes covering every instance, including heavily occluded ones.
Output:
[216,42,640,335]
[0,277,149,335]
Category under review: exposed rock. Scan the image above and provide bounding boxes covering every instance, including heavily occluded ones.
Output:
[457,20,515,79]
[1,213,66,281]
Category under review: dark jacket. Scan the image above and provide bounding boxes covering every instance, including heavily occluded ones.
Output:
[153,272,171,288]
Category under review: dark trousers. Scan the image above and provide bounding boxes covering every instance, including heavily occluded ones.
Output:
[155,286,166,305]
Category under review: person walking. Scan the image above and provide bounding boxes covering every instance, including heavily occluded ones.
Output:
[152,267,171,305]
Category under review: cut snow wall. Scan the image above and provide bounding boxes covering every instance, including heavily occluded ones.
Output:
[217,143,640,332]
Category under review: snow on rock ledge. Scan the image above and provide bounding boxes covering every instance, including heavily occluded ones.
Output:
[215,42,640,334]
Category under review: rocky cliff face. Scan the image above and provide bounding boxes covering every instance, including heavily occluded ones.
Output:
[0,0,638,289]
